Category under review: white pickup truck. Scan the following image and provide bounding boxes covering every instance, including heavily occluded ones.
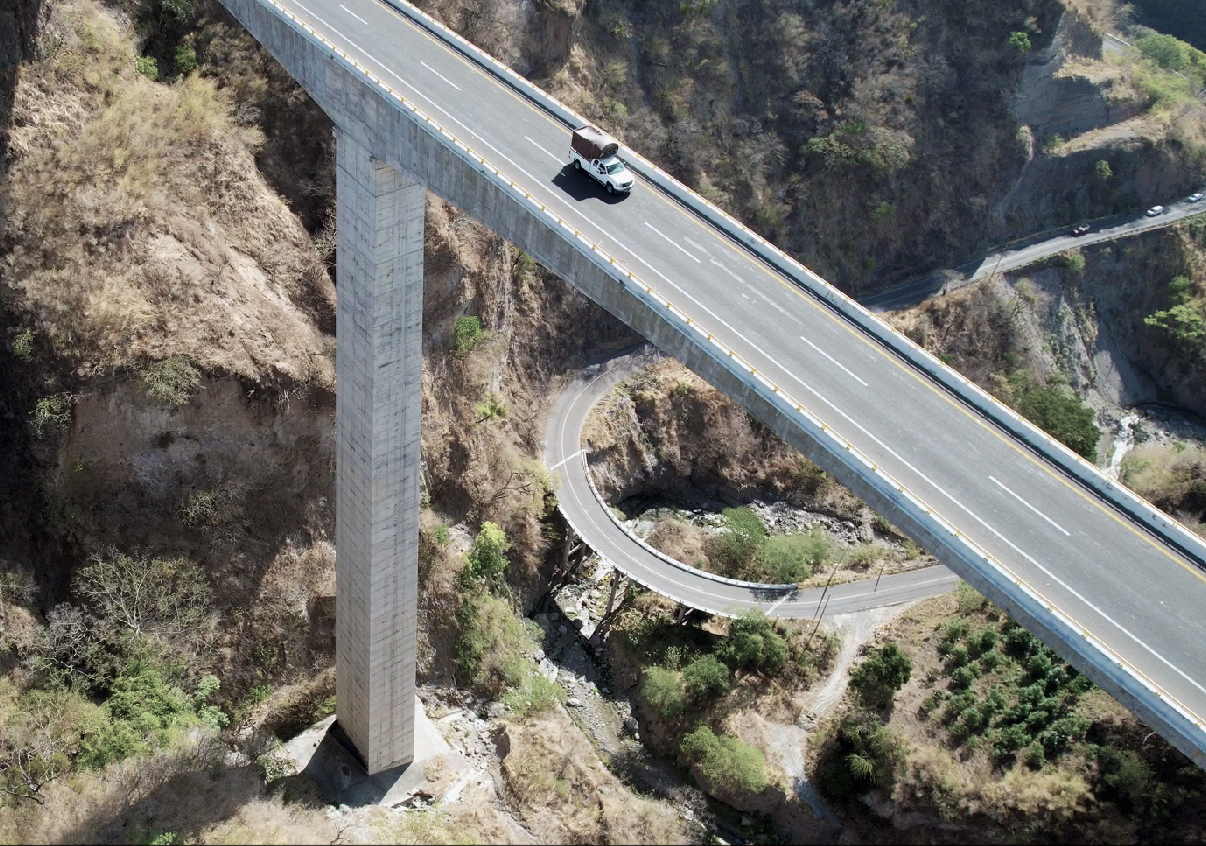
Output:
[568,125,634,195]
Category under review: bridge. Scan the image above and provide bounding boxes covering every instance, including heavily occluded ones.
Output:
[215,0,1206,775]
[545,346,960,618]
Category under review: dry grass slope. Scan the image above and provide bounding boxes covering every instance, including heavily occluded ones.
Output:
[2,0,334,386]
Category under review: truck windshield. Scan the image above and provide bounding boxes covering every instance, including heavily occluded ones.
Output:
[604,162,627,174]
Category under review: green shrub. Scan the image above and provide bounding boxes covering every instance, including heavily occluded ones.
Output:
[817,711,904,799]
[453,315,486,356]
[475,392,508,422]
[680,726,767,794]
[642,666,686,720]
[140,356,201,406]
[11,330,33,361]
[938,619,968,651]
[453,590,534,696]
[1062,251,1086,273]
[1017,386,1100,459]
[30,395,71,435]
[754,528,827,582]
[174,44,197,75]
[1004,622,1040,656]
[461,522,510,585]
[135,55,159,79]
[706,508,766,577]
[968,628,998,658]
[501,673,565,717]
[716,611,788,675]
[1008,31,1031,54]
[681,654,730,702]
[945,644,969,669]
[850,642,912,707]
[950,664,979,689]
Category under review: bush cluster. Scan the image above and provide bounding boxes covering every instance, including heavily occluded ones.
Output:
[453,524,563,716]
[704,507,829,583]
[817,710,905,799]
[2,548,226,802]
[931,611,1094,767]
[680,726,767,795]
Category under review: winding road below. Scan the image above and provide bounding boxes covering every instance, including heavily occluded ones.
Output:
[545,346,959,618]
[861,196,1206,311]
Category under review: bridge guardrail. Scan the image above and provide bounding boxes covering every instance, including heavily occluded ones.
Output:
[578,453,797,594]
[240,0,1206,762]
[378,0,1206,574]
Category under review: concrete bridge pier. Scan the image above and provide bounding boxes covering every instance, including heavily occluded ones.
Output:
[334,130,423,774]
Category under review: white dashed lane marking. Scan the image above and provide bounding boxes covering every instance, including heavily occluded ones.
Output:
[799,336,867,387]
[338,3,366,24]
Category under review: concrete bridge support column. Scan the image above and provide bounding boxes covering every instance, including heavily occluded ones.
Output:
[334,129,424,774]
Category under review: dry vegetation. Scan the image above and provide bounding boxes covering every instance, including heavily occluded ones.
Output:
[1,0,334,384]
[813,588,1206,843]
[498,708,693,844]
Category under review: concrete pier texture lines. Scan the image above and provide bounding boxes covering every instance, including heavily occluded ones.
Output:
[334,130,423,773]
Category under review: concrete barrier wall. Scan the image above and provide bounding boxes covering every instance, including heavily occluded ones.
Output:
[216,0,1206,768]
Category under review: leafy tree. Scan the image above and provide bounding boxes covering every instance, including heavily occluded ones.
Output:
[1017,386,1100,459]
[461,522,510,584]
[1137,32,1195,72]
[75,549,210,640]
[1096,747,1170,820]
[641,666,686,720]
[716,611,788,675]
[1095,159,1114,181]
[681,654,730,702]
[849,642,913,707]
[680,726,767,794]
[1008,31,1032,54]
[817,711,905,799]
[78,662,191,769]
[1145,303,1206,349]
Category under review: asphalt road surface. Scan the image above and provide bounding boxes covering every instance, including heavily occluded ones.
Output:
[544,347,961,618]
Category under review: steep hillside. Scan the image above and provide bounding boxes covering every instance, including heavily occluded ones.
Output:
[417,0,1203,293]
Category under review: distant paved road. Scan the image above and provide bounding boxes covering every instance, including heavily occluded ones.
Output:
[545,347,960,618]
[862,198,1206,311]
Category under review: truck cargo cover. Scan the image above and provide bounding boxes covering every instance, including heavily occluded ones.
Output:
[571,125,620,160]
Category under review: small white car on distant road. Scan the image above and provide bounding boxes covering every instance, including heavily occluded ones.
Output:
[1188,193,1204,203]
[1145,205,1165,217]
